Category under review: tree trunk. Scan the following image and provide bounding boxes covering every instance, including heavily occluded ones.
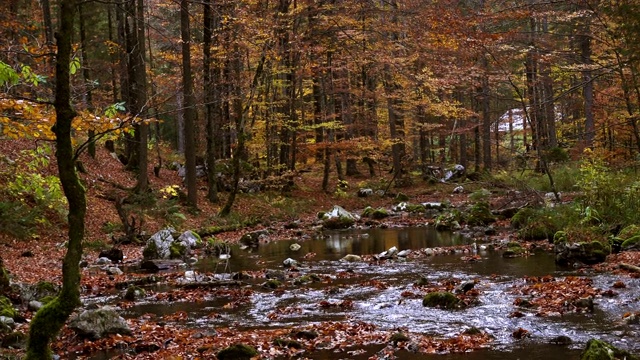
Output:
[181,0,197,208]
[26,0,86,357]
[79,3,95,158]
[581,18,595,149]
[41,0,54,45]
[203,0,218,203]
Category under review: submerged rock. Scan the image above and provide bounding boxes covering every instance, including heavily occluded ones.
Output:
[422,291,460,309]
[341,254,362,262]
[580,338,638,360]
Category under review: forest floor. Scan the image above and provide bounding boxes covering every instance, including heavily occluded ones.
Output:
[1,140,640,359]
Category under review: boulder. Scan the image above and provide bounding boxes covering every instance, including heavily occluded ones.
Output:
[177,230,202,249]
[99,248,124,263]
[322,205,358,230]
[143,228,175,260]
[68,306,132,340]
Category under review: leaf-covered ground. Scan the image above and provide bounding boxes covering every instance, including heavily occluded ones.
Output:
[2,140,640,359]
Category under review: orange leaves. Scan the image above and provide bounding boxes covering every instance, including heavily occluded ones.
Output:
[510,276,600,315]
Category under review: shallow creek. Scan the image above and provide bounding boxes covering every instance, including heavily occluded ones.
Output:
[112,227,640,359]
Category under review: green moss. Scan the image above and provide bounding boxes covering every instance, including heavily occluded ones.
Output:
[406,204,426,213]
[422,291,460,309]
[169,241,187,259]
[510,208,536,229]
[580,338,638,360]
[618,225,640,240]
[465,201,496,226]
[217,344,258,360]
[621,235,640,251]
[35,281,57,295]
[124,286,145,301]
[371,208,389,220]
[389,332,410,344]
[503,242,526,257]
[362,207,374,217]
[142,241,158,260]
[0,296,17,318]
[553,231,568,245]
[322,216,355,230]
[263,279,282,289]
[396,193,410,202]
[38,296,56,305]
[435,210,462,230]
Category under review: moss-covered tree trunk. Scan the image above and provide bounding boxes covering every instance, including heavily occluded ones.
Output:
[26,0,86,357]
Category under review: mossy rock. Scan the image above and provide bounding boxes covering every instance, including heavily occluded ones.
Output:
[519,222,557,241]
[621,235,640,251]
[124,286,145,301]
[503,242,526,257]
[406,204,426,213]
[395,193,410,202]
[617,225,640,240]
[217,344,258,360]
[510,208,537,229]
[263,279,282,289]
[0,296,17,319]
[316,211,326,219]
[465,201,496,226]
[142,240,158,260]
[273,338,303,349]
[1,330,27,349]
[371,208,389,220]
[422,291,460,309]
[322,216,355,230]
[0,259,9,291]
[435,210,462,231]
[553,231,568,245]
[169,241,187,259]
[294,274,321,285]
[361,207,374,217]
[580,338,638,360]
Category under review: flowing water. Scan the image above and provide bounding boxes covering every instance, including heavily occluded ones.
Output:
[115,227,640,359]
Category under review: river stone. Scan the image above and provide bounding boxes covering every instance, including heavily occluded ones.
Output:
[580,338,638,360]
[177,230,201,249]
[290,243,301,251]
[28,300,43,312]
[283,258,298,268]
[96,257,112,265]
[217,344,258,360]
[358,188,374,197]
[341,254,362,262]
[239,230,269,248]
[144,228,175,260]
[68,306,132,340]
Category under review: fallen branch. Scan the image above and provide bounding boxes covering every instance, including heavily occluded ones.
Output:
[619,263,640,273]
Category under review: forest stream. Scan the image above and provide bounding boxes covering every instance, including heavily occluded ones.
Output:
[83,227,640,359]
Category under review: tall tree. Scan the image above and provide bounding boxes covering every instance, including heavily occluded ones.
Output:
[26,0,86,357]
[181,0,198,207]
